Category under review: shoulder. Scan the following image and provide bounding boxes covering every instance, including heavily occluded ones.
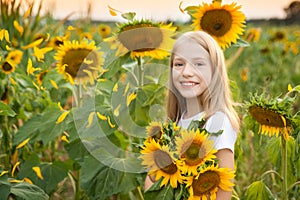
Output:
[205,111,237,152]
[205,112,232,133]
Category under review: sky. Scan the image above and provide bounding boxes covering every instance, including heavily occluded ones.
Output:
[36,0,292,22]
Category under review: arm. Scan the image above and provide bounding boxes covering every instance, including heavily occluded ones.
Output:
[215,148,235,200]
[144,175,154,191]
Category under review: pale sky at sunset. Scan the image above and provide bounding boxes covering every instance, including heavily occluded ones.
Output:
[37,0,292,22]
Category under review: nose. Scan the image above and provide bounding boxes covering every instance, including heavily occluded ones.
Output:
[182,63,194,77]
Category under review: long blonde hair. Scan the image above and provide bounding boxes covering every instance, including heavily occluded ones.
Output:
[167,31,240,132]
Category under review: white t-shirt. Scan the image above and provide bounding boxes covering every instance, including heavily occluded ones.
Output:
[178,111,237,153]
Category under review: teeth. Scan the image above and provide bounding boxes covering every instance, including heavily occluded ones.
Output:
[181,82,195,86]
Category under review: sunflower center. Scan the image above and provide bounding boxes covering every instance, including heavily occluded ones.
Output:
[200,9,232,37]
[2,62,13,72]
[153,150,177,175]
[118,25,163,52]
[182,143,205,166]
[249,106,286,127]
[62,49,99,78]
[149,126,163,139]
[192,170,220,196]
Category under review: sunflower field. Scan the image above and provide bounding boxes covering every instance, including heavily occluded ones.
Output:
[0,0,300,200]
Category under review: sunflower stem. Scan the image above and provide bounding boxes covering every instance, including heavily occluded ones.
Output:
[281,136,288,200]
[137,56,144,87]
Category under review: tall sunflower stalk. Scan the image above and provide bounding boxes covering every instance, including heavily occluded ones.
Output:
[246,84,300,199]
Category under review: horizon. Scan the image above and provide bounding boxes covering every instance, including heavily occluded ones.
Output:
[35,0,294,22]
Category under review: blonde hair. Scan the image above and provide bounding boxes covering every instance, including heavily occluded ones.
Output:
[167,31,240,132]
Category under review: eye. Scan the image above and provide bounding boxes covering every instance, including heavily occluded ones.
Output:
[173,62,184,67]
[194,62,203,67]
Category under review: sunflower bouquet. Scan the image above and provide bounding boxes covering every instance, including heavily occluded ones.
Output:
[140,119,235,200]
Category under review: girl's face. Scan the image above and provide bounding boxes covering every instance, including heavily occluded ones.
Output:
[172,39,213,100]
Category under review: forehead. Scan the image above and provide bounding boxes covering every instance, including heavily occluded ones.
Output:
[173,38,209,61]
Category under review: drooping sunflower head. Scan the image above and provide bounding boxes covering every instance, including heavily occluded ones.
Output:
[188,1,246,49]
[140,139,184,188]
[54,40,104,85]
[247,93,293,140]
[105,19,176,59]
[146,121,164,140]
[175,129,217,175]
[1,59,16,74]
[186,165,235,199]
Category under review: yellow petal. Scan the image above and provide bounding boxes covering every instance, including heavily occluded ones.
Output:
[57,102,64,111]
[12,161,20,177]
[86,112,95,128]
[23,5,33,19]
[6,45,11,51]
[179,1,185,13]
[61,135,69,143]
[108,5,120,16]
[107,116,115,128]
[96,112,107,120]
[288,84,292,92]
[83,58,93,64]
[50,79,58,90]
[22,38,44,50]
[113,104,121,116]
[9,179,24,183]
[32,166,44,180]
[67,26,76,31]
[0,171,9,177]
[56,110,70,124]
[23,177,33,184]
[113,82,118,92]
[9,77,16,85]
[126,92,137,106]
[16,138,30,149]
[13,20,24,35]
[123,83,130,96]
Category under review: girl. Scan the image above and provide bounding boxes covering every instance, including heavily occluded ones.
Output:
[145,31,240,199]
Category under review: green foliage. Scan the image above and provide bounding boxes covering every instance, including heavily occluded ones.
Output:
[245,181,275,200]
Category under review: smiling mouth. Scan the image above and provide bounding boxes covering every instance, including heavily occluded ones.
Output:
[180,82,199,86]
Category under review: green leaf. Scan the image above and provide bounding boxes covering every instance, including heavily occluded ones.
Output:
[0,180,10,199]
[144,183,175,200]
[0,101,16,116]
[245,181,275,200]
[10,182,49,200]
[231,38,250,47]
[121,12,136,21]
[80,155,139,200]
[35,162,69,194]
[13,103,67,145]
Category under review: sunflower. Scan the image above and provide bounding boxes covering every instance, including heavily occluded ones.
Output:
[99,24,111,39]
[189,1,246,49]
[54,40,104,85]
[140,139,184,188]
[146,121,164,140]
[249,106,290,140]
[1,60,16,74]
[247,93,293,140]
[175,129,217,175]
[185,165,235,200]
[6,50,23,64]
[47,36,67,49]
[105,20,176,59]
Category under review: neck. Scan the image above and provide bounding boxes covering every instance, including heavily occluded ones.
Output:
[184,97,203,119]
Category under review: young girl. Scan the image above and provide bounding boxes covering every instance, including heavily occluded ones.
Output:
[145,31,240,199]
